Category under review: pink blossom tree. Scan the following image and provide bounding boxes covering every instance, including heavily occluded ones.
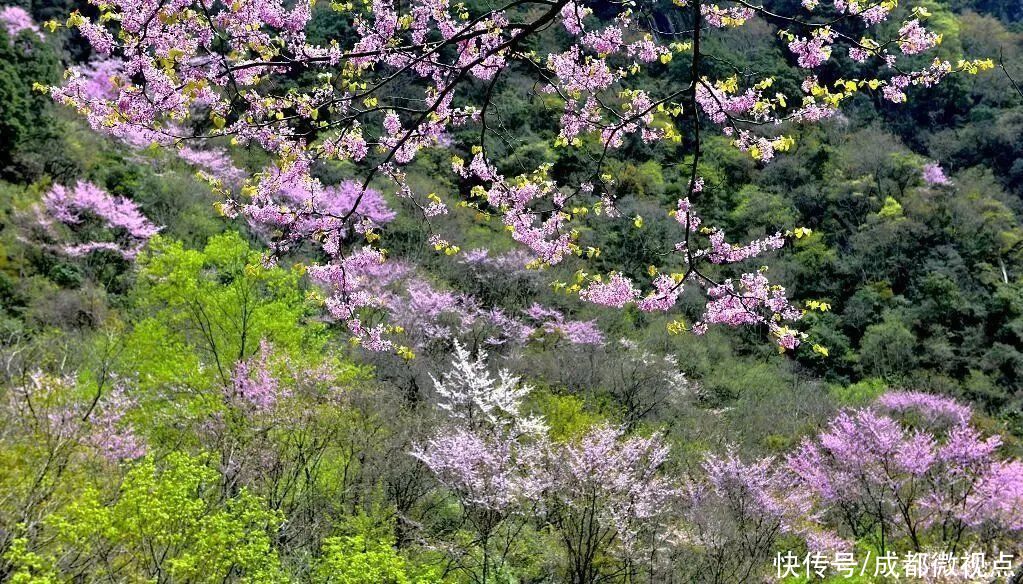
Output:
[412,342,548,582]
[671,394,1023,580]
[1,372,87,547]
[83,380,146,462]
[0,370,147,551]
[922,161,953,186]
[674,451,798,583]
[229,339,288,413]
[541,424,677,583]
[44,0,993,353]
[0,6,41,40]
[415,343,681,582]
[32,181,160,260]
[785,391,1023,555]
[672,448,855,582]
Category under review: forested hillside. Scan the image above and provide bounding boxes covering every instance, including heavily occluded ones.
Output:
[1,0,1023,580]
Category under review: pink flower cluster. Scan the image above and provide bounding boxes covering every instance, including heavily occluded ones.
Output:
[705,230,785,264]
[922,161,952,186]
[881,60,965,104]
[551,424,676,550]
[566,195,800,348]
[548,47,616,94]
[875,390,971,426]
[51,55,185,150]
[697,272,803,348]
[685,392,1023,558]
[701,4,756,28]
[660,199,800,348]
[898,20,940,55]
[801,0,893,26]
[523,303,605,346]
[695,83,759,125]
[686,449,846,555]
[43,182,157,239]
[413,343,547,510]
[178,147,246,186]
[785,393,1023,544]
[788,29,836,69]
[230,340,287,413]
[459,248,534,274]
[85,381,146,462]
[390,278,494,345]
[0,6,41,39]
[454,159,577,267]
[579,273,640,308]
[414,426,546,511]
[307,247,395,351]
[9,373,145,463]
[309,247,607,351]
[36,181,160,259]
[239,172,396,259]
